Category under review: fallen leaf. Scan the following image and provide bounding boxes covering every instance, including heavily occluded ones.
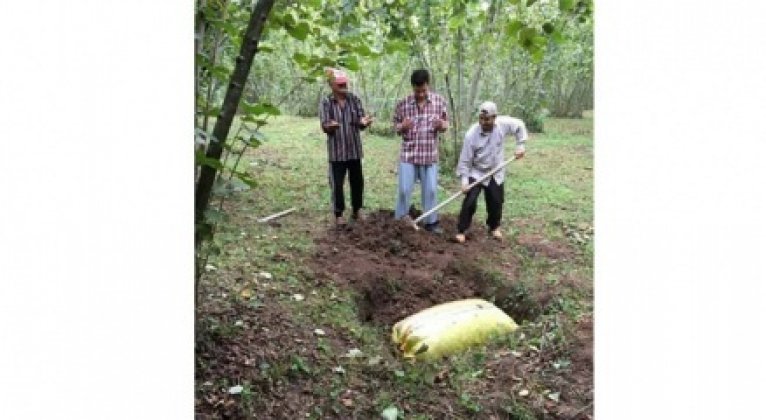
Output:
[341,398,354,407]
[346,348,363,358]
[333,366,346,375]
[234,320,244,327]
[228,385,243,395]
[518,389,529,397]
[380,406,399,420]
[205,264,217,272]
[240,289,253,299]
[314,328,326,336]
[293,294,305,301]
[258,271,273,280]
[435,368,450,382]
[548,391,560,402]
[367,356,382,365]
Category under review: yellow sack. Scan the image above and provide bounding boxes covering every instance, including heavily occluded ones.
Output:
[391,298,518,361]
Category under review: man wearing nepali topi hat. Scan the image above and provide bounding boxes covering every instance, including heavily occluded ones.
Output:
[318,68,374,227]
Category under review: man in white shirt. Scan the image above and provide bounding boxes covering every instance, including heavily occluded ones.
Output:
[455,101,528,243]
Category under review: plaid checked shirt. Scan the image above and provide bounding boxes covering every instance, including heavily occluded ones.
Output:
[392,92,448,165]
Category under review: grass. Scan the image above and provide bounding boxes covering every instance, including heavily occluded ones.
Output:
[220,112,592,227]
[197,113,593,418]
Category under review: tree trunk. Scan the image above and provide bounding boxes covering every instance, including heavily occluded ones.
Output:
[195,0,276,249]
[195,0,206,127]
[202,0,231,133]
[456,27,463,130]
[195,0,207,182]
[445,73,459,167]
[463,0,497,126]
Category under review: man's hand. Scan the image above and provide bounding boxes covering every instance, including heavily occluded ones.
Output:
[360,115,374,127]
[433,119,448,131]
[399,117,413,131]
[514,149,525,159]
[323,120,340,132]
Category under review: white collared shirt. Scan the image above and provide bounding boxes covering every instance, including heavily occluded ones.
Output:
[457,116,527,186]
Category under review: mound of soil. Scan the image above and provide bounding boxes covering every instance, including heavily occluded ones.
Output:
[311,210,536,326]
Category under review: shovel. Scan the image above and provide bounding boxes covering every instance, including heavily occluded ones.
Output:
[411,156,516,230]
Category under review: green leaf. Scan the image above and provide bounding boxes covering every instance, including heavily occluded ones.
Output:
[293,52,309,65]
[286,21,310,41]
[195,150,224,171]
[527,0,538,6]
[240,132,264,148]
[209,64,230,82]
[339,55,360,71]
[257,42,274,53]
[233,171,257,188]
[204,106,221,118]
[519,28,537,43]
[240,101,281,116]
[542,22,555,34]
[506,20,523,37]
[559,0,576,12]
[448,13,465,30]
[384,39,408,53]
[353,43,374,57]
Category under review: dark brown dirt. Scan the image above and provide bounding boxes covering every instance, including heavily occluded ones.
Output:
[309,210,546,326]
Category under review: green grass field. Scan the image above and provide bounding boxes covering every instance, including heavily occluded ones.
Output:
[196,113,593,418]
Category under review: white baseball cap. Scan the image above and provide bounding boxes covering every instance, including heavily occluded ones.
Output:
[478,101,498,116]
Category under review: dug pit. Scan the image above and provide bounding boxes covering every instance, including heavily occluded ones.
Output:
[310,210,555,327]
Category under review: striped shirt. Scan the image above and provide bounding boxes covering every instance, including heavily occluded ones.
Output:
[392,92,449,165]
[319,92,367,162]
[457,116,528,186]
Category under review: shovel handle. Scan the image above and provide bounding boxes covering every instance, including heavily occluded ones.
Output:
[412,156,516,228]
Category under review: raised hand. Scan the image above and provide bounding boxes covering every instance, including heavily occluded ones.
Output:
[324,120,340,132]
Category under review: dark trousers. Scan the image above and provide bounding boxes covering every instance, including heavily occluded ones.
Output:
[457,177,504,233]
[329,159,364,217]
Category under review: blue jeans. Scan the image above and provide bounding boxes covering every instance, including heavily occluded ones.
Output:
[394,162,439,225]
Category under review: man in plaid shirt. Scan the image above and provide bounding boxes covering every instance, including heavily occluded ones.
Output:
[392,69,449,233]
